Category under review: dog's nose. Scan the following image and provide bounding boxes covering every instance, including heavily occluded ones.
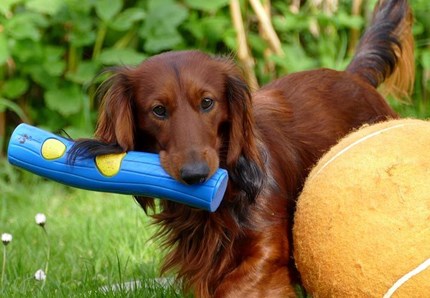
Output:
[180,162,210,185]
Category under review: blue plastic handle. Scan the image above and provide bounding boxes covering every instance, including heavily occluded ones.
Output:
[7,124,228,212]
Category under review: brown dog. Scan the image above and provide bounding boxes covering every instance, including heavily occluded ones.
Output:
[71,0,414,296]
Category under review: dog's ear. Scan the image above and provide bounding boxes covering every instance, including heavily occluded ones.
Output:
[95,70,135,151]
[224,71,265,203]
[225,73,261,167]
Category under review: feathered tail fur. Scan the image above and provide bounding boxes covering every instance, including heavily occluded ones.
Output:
[346,0,415,100]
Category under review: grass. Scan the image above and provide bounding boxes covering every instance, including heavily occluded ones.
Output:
[0,159,186,297]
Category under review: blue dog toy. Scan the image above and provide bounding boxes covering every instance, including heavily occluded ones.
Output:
[7,124,228,212]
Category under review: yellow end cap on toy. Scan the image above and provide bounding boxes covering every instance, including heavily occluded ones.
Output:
[95,152,126,177]
[41,138,66,160]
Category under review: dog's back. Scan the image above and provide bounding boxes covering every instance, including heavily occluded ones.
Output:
[253,0,414,196]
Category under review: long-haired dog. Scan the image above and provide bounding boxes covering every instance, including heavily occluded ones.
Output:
[71,0,414,296]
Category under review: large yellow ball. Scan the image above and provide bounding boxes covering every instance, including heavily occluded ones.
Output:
[293,119,430,297]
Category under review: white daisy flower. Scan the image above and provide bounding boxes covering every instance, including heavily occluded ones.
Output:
[35,213,47,226]
[1,233,12,246]
[34,269,46,281]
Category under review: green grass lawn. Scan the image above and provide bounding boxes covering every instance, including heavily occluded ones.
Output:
[0,159,185,297]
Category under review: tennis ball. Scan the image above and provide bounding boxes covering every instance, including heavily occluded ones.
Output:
[293,118,430,297]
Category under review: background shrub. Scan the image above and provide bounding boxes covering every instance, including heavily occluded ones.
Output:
[0,0,428,154]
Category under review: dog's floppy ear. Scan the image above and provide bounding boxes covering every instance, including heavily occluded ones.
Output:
[225,72,261,168]
[95,69,135,151]
[224,70,265,203]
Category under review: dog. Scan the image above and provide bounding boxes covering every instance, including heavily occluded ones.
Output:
[71,0,414,296]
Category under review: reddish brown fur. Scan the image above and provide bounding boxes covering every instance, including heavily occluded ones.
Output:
[72,1,414,297]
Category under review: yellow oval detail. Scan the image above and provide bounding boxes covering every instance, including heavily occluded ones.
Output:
[41,138,66,160]
[95,153,126,177]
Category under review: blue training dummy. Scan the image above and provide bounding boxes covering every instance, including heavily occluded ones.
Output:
[7,124,228,212]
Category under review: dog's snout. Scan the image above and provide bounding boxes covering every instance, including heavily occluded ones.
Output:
[180,162,210,185]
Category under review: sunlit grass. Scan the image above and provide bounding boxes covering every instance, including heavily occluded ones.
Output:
[0,160,183,297]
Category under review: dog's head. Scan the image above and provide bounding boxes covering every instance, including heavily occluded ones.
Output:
[94,50,260,186]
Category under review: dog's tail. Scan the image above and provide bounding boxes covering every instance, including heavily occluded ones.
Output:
[346,0,415,100]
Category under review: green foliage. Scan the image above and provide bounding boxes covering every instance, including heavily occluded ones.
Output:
[140,0,189,53]
[0,0,429,154]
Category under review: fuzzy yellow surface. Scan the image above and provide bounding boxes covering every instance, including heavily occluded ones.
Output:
[293,119,430,297]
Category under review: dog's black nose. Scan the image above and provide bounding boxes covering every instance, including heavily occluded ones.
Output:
[180,162,210,185]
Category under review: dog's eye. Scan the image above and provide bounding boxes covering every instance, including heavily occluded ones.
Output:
[200,98,214,112]
[152,105,168,119]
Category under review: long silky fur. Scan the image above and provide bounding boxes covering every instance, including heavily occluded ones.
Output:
[346,0,414,100]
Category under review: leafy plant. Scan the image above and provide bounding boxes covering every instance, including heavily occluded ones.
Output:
[0,0,428,155]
